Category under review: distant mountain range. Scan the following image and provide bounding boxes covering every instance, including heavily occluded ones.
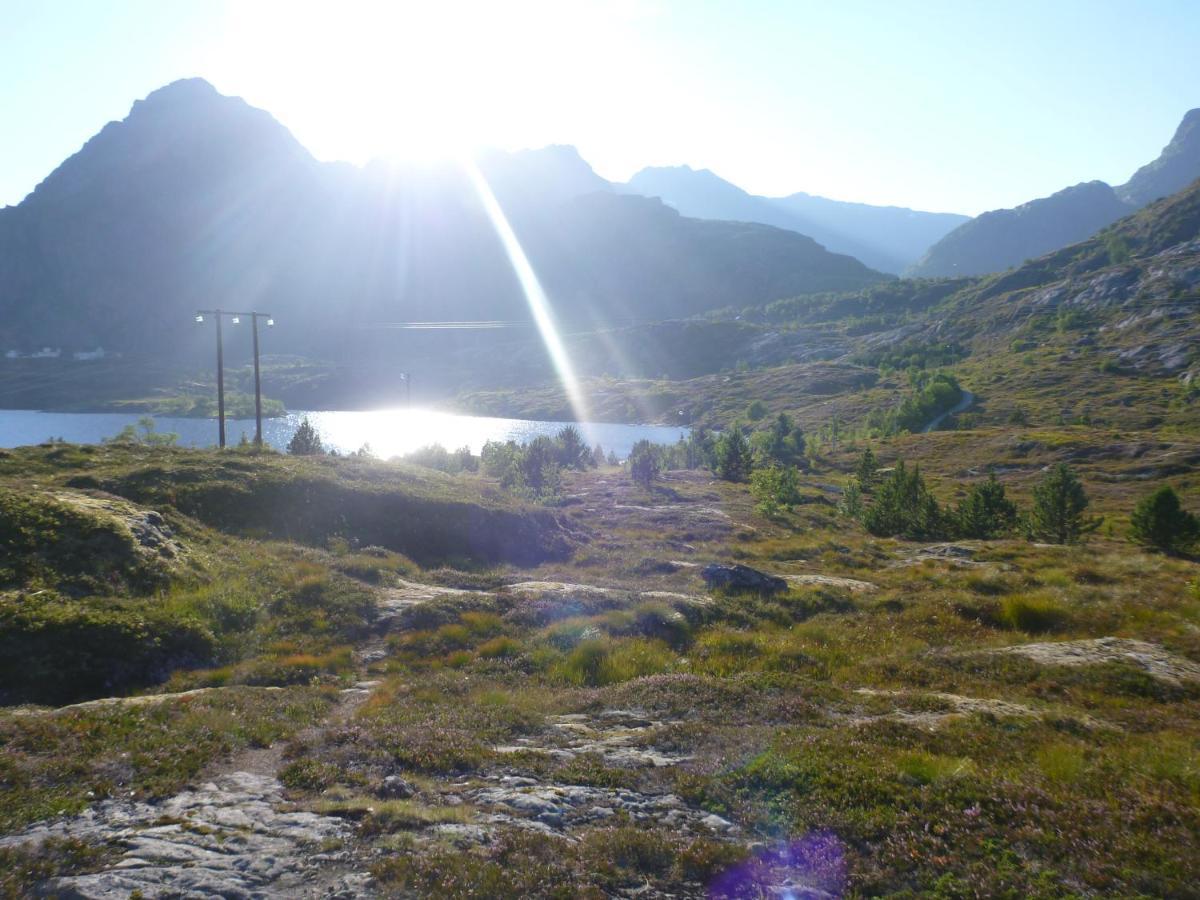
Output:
[907,109,1200,278]
[620,166,968,274]
[2,76,1197,384]
[0,79,887,364]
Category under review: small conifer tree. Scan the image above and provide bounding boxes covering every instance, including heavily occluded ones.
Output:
[855,447,879,492]
[628,439,660,489]
[287,418,324,455]
[714,425,752,482]
[1027,463,1097,544]
[863,461,946,539]
[1130,485,1199,555]
[955,473,1018,539]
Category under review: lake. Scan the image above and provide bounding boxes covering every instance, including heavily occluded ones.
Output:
[0,409,688,459]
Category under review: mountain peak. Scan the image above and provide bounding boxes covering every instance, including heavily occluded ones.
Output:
[140,77,220,102]
[20,78,310,209]
[1119,107,1200,206]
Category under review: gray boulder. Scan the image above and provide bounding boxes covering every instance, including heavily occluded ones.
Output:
[701,563,788,594]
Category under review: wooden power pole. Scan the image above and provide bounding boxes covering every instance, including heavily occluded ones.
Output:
[196,310,274,448]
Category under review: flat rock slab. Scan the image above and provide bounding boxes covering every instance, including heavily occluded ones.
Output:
[506,581,616,599]
[785,574,877,593]
[468,780,737,836]
[851,688,1045,729]
[374,580,494,630]
[378,578,485,609]
[898,543,987,568]
[640,590,712,607]
[1,772,361,899]
[495,709,692,769]
[988,637,1200,685]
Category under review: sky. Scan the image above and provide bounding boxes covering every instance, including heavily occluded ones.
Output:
[2,0,1199,215]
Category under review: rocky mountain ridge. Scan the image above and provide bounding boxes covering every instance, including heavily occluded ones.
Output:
[0,79,887,365]
[908,108,1200,278]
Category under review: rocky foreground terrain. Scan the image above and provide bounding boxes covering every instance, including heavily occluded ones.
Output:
[1,434,1198,897]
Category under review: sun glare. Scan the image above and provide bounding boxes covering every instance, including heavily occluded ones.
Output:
[461,156,593,436]
[211,0,647,169]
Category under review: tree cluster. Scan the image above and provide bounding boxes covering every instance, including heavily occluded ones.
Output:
[844,452,1094,545]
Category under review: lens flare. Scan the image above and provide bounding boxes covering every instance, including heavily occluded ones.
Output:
[461,158,592,435]
[707,831,847,897]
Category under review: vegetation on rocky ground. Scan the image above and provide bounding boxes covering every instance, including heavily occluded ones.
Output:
[0,425,1196,895]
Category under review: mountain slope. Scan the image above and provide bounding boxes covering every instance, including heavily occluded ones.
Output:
[905,181,1133,278]
[0,80,887,368]
[623,165,967,273]
[908,108,1200,279]
[770,192,969,273]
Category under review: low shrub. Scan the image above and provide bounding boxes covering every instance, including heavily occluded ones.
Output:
[551,638,676,686]
[998,594,1070,633]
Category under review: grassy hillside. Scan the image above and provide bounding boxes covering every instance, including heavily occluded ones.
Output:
[0,444,573,706]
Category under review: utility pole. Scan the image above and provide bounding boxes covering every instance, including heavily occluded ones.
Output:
[252,314,262,446]
[196,310,274,449]
[216,311,225,448]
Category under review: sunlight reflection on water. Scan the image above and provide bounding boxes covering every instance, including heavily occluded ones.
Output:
[0,408,687,460]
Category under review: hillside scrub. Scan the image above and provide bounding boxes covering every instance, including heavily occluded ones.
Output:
[0,487,177,595]
[863,371,963,436]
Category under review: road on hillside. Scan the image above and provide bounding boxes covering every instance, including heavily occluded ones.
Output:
[922,390,975,433]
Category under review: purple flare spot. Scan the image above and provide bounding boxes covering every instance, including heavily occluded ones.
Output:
[709,831,846,898]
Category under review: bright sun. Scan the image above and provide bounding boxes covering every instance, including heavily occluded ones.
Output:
[209,0,646,167]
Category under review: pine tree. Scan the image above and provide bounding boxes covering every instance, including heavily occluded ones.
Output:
[555,425,591,470]
[1027,463,1096,544]
[855,447,879,492]
[955,473,1018,538]
[1130,486,1199,555]
[838,479,864,519]
[714,425,752,482]
[628,439,660,489]
[862,461,947,539]
[287,417,324,455]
